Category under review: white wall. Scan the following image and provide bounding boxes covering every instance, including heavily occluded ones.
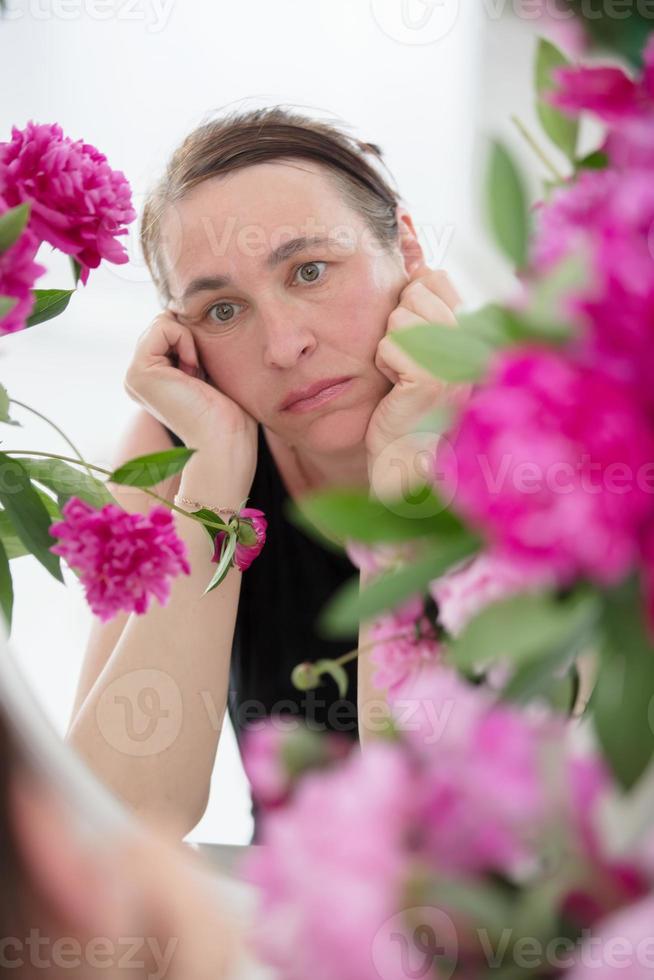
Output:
[0,0,559,844]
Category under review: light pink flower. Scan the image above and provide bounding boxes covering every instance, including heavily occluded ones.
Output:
[49,497,190,622]
[211,507,267,571]
[368,594,442,697]
[0,195,46,335]
[436,348,654,588]
[566,895,654,979]
[392,666,564,877]
[242,741,417,980]
[0,121,136,285]
[430,551,553,638]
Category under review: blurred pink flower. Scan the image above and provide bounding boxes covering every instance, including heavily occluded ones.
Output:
[393,666,564,877]
[49,497,190,622]
[0,121,136,285]
[533,167,654,415]
[242,741,418,980]
[0,195,45,335]
[566,895,654,978]
[430,551,553,638]
[548,35,654,168]
[436,348,654,588]
[211,507,267,571]
[368,594,442,697]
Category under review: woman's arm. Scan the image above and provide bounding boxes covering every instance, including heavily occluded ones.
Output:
[67,430,253,836]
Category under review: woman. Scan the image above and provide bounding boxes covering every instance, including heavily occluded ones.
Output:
[67,106,463,839]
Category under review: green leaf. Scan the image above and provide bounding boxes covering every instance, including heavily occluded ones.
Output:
[291,487,466,547]
[575,149,609,172]
[591,575,654,791]
[319,533,480,638]
[0,452,64,583]
[202,531,236,595]
[535,38,579,162]
[525,252,588,336]
[389,321,493,383]
[18,457,116,510]
[0,538,13,633]
[26,289,75,327]
[0,384,10,422]
[109,447,196,488]
[70,257,83,285]
[314,659,349,698]
[449,587,599,673]
[0,509,28,560]
[0,296,18,323]
[0,203,30,253]
[486,140,530,269]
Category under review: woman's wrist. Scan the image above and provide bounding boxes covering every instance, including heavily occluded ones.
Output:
[179,446,254,506]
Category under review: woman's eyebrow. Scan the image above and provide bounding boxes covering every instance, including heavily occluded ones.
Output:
[179,234,341,305]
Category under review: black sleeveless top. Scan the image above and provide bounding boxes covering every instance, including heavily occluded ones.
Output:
[163,422,360,839]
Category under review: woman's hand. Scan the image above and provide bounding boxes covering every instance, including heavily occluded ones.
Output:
[124,310,258,468]
[365,264,472,501]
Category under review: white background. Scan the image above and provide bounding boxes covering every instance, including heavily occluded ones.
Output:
[0,0,576,844]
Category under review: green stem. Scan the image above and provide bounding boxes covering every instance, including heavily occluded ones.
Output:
[9,399,95,482]
[7,449,229,531]
[330,623,439,670]
[511,114,566,184]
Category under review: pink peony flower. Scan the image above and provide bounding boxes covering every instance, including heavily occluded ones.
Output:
[392,666,565,877]
[368,594,443,697]
[533,167,654,416]
[566,895,654,979]
[430,551,554,638]
[242,720,353,808]
[436,347,654,588]
[211,507,267,571]
[547,35,654,169]
[0,121,136,285]
[49,497,190,622]
[242,740,418,980]
[0,195,46,335]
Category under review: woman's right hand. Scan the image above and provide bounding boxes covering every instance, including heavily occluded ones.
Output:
[124,311,258,469]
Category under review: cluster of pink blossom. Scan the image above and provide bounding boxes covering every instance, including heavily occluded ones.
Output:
[48,497,191,622]
[431,42,654,630]
[0,120,135,334]
[244,666,650,979]
[0,193,45,334]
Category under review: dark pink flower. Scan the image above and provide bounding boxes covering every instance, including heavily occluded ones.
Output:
[0,195,46,335]
[0,121,136,285]
[211,507,267,571]
[565,895,654,976]
[49,497,190,622]
[436,348,654,588]
[533,168,654,415]
[547,36,654,168]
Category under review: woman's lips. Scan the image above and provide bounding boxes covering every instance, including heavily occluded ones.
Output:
[283,378,354,414]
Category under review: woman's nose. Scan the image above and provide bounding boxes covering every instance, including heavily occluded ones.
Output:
[260,307,317,369]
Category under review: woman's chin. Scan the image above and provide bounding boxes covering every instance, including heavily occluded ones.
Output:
[296,403,373,454]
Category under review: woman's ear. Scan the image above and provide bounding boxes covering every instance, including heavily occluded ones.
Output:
[395,205,426,278]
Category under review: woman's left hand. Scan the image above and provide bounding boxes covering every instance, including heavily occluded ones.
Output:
[365,264,471,499]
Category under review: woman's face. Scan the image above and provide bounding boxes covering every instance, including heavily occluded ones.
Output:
[161,159,411,453]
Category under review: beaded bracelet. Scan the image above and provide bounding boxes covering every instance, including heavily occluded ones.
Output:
[173,494,239,516]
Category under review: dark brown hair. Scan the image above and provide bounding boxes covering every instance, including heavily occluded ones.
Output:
[140,106,403,302]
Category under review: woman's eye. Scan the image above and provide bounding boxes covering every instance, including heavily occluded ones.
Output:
[295,261,327,284]
[206,301,243,324]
